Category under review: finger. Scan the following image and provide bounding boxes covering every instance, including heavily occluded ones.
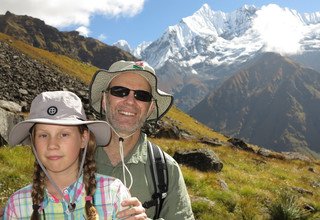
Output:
[121,197,141,207]
[117,206,146,219]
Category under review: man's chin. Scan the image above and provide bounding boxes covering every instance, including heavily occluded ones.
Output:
[114,125,141,136]
[109,116,145,135]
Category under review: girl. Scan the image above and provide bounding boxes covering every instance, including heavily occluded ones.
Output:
[3,91,131,219]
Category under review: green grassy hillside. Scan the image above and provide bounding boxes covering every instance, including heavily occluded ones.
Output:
[152,109,320,219]
[1,33,320,219]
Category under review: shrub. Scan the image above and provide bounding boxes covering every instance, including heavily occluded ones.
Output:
[267,192,310,220]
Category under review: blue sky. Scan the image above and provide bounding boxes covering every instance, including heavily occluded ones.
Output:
[0,0,319,48]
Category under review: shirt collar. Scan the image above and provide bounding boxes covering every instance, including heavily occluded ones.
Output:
[96,133,149,166]
[43,174,85,205]
[125,133,148,164]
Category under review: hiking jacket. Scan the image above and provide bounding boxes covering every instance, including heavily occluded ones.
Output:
[95,133,195,220]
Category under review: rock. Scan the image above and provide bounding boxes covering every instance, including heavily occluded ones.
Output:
[18,88,28,95]
[0,134,7,146]
[0,107,24,146]
[143,118,196,140]
[200,137,222,147]
[257,148,272,157]
[257,147,285,160]
[310,181,320,188]
[0,100,22,113]
[218,178,229,191]
[291,186,313,195]
[190,196,215,207]
[303,204,316,212]
[282,152,312,162]
[308,167,315,173]
[173,148,223,172]
[228,137,255,152]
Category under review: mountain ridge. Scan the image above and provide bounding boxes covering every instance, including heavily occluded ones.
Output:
[189,52,320,157]
[0,11,136,69]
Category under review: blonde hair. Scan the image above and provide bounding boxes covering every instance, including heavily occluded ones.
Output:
[30,125,99,220]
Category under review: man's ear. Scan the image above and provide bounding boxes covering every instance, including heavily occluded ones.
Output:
[147,101,155,118]
[101,91,107,112]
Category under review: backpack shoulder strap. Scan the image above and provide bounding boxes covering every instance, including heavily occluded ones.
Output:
[142,141,168,219]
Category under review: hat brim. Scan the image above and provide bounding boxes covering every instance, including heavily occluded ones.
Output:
[89,69,173,121]
[9,119,111,146]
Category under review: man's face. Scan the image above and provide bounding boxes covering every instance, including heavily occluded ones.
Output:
[106,72,154,135]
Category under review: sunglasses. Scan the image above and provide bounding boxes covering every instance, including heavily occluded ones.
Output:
[107,86,153,102]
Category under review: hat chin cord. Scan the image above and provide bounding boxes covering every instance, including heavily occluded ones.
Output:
[30,135,88,219]
[108,101,154,191]
[109,126,134,191]
[110,102,157,191]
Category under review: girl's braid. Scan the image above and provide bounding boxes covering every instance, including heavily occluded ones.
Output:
[81,128,98,219]
[30,162,46,220]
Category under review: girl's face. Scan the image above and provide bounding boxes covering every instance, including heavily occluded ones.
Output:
[33,124,89,176]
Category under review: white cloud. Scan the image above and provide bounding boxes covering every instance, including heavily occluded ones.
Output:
[0,0,145,28]
[98,34,107,41]
[252,4,305,55]
[76,26,90,37]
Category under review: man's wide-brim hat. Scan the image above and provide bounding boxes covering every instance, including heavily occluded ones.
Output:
[89,60,173,121]
[9,91,111,146]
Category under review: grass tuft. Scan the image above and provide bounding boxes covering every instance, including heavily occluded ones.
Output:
[267,191,311,220]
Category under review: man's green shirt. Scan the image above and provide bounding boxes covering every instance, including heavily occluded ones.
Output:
[95,133,194,219]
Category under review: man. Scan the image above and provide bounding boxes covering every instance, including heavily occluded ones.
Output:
[89,60,194,219]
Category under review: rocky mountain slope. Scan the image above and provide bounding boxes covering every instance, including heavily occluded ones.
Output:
[0,11,136,70]
[189,52,320,157]
[0,38,90,113]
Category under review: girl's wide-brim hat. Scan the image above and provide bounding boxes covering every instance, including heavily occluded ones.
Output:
[89,60,173,121]
[9,91,111,146]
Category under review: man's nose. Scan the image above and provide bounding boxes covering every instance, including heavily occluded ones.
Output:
[124,91,137,103]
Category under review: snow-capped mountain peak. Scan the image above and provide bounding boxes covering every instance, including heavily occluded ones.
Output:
[113,39,151,58]
[135,3,320,112]
[182,4,219,37]
[133,41,152,58]
[113,39,132,52]
[140,4,260,69]
[140,4,320,69]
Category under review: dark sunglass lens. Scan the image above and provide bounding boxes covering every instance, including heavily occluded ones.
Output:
[135,90,153,102]
[109,86,152,102]
[110,86,130,97]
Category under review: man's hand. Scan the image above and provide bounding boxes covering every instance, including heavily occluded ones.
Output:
[117,197,148,219]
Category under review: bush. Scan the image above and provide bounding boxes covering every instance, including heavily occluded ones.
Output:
[267,192,310,220]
